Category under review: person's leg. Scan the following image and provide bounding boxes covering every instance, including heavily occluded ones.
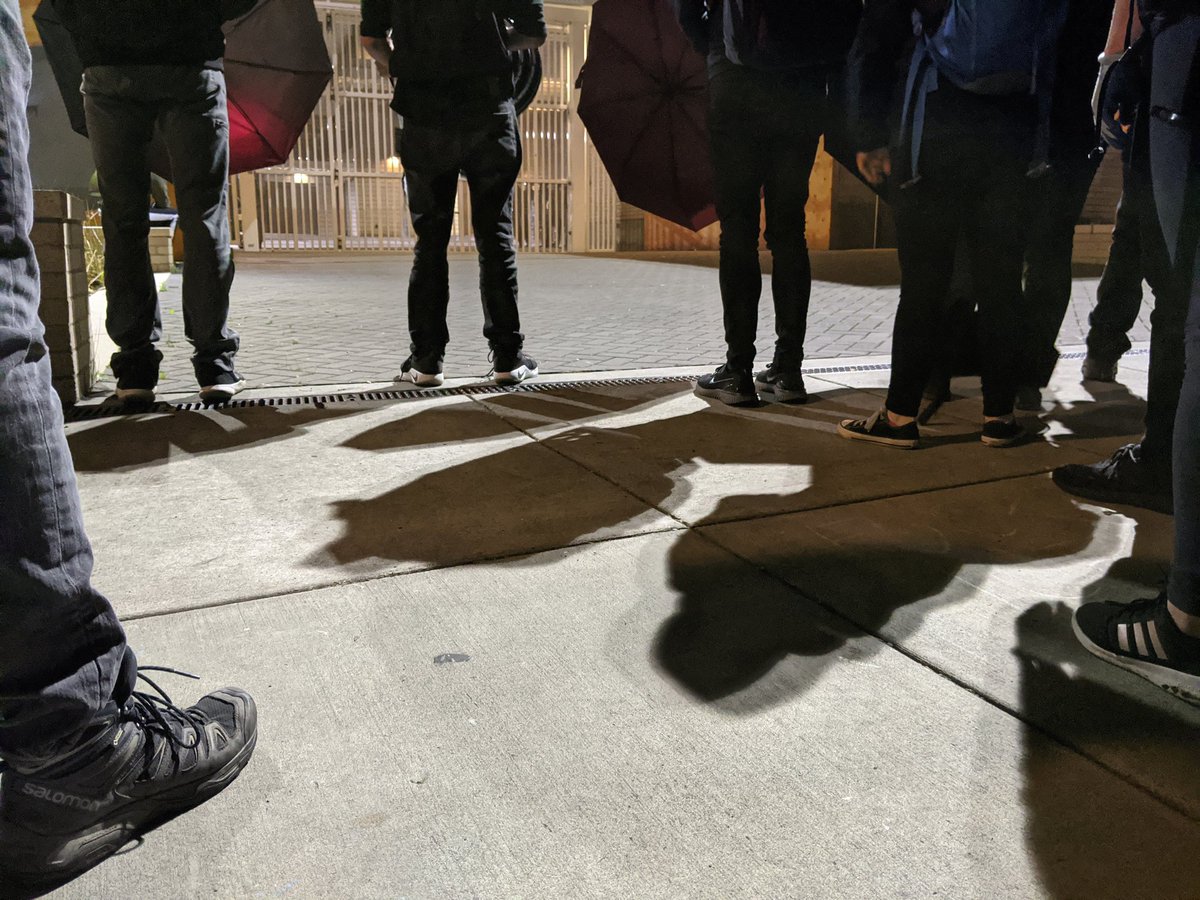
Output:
[708,65,768,375]
[761,84,823,375]
[971,159,1032,422]
[82,67,162,393]
[157,66,240,391]
[400,122,462,372]
[1018,155,1100,391]
[0,6,135,772]
[462,105,525,361]
[1171,248,1200,621]
[1085,167,1145,377]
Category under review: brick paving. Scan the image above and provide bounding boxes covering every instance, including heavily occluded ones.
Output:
[97,253,1152,394]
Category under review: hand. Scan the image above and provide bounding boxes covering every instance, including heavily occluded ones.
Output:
[856,148,892,186]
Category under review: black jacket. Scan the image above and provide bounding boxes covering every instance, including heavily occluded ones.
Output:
[53,0,258,69]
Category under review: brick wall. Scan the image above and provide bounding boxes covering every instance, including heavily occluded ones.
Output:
[33,191,92,405]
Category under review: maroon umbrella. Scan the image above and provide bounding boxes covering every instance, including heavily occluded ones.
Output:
[577,0,717,232]
[34,0,331,176]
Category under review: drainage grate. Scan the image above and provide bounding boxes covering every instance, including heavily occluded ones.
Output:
[63,351,1150,422]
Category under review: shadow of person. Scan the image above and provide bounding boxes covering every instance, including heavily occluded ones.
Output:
[1014,602,1200,899]
[67,404,367,472]
[655,474,1104,712]
[318,387,871,570]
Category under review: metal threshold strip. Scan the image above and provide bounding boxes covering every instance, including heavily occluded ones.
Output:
[62,349,1149,423]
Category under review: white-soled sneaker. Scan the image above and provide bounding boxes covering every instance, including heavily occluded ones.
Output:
[198,380,247,404]
[492,351,539,386]
[396,355,445,388]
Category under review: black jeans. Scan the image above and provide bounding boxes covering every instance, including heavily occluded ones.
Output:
[83,65,239,388]
[400,103,524,360]
[708,62,826,372]
[1089,156,1187,465]
[889,83,1036,419]
[1151,15,1200,617]
[0,5,135,770]
[1018,153,1102,387]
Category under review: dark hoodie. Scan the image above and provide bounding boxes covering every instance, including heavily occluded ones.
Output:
[52,0,258,69]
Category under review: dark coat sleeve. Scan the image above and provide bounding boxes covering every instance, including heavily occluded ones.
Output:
[846,0,916,152]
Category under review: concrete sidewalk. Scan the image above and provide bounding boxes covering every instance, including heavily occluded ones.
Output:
[58,353,1199,898]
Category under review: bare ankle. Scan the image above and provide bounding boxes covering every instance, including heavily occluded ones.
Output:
[887,410,915,427]
[1169,601,1200,638]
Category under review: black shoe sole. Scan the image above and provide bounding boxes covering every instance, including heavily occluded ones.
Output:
[694,383,758,406]
[0,731,257,894]
[1050,471,1174,515]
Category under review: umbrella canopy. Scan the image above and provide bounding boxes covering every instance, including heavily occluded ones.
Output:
[577,0,717,232]
[33,0,331,177]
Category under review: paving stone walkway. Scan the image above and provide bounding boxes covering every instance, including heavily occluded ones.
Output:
[97,254,1152,395]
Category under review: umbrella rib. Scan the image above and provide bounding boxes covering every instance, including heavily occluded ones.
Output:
[613,94,673,186]
[588,28,668,87]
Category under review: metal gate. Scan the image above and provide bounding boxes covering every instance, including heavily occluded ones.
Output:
[231,1,618,253]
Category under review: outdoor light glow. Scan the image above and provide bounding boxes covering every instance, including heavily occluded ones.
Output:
[293,173,311,185]
[384,156,402,173]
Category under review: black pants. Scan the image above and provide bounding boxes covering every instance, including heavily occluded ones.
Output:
[1089,156,1188,465]
[83,65,239,389]
[708,62,826,372]
[889,83,1035,419]
[1150,14,1200,617]
[1017,153,1102,388]
[400,103,524,360]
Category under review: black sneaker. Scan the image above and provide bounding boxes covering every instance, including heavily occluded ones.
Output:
[1081,353,1120,383]
[396,353,445,388]
[694,365,758,406]
[1074,594,1200,705]
[1051,443,1174,514]
[0,669,257,890]
[1014,385,1043,411]
[754,364,808,404]
[980,418,1028,448]
[491,350,538,386]
[837,408,920,449]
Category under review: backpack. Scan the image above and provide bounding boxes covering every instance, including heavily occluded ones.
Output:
[721,0,862,71]
[387,0,513,85]
[924,0,1067,96]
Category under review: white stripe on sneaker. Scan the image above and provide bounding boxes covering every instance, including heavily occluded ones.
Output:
[1148,620,1168,661]
[1134,622,1150,658]
[1118,623,1130,653]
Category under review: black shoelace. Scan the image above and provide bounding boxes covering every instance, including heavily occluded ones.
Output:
[126,666,205,758]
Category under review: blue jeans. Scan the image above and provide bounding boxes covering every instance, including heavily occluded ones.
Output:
[0,0,134,770]
[83,65,239,389]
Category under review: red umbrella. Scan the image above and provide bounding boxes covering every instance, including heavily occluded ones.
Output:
[577,0,717,232]
[34,0,331,176]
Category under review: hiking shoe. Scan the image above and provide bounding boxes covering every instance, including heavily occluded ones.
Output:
[837,408,920,449]
[491,350,539,386]
[1051,443,1174,514]
[1082,353,1120,383]
[1015,385,1043,411]
[0,669,257,890]
[980,419,1028,448]
[694,365,758,406]
[396,354,445,388]
[754,364,808,404]
[199,379,247,405]
[1073,594,1200,705]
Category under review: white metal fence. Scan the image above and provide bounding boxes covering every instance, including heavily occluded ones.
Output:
[231,1,618,253]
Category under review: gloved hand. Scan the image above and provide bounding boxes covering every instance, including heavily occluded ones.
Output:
[1097,49,1144,153]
